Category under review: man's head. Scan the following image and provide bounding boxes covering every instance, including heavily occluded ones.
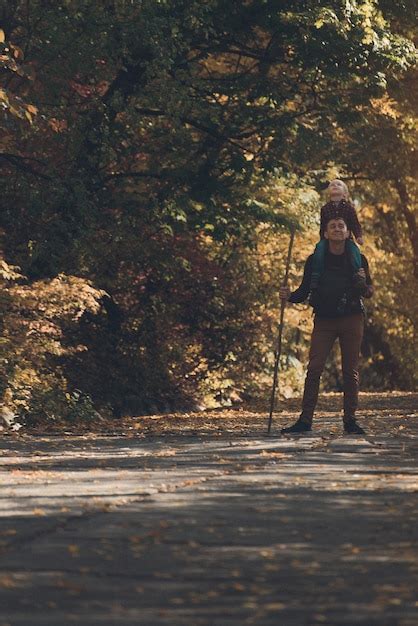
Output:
[324,217,349,241]
[326,179,349,202]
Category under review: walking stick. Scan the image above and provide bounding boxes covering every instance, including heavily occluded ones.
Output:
[267,226,296,435]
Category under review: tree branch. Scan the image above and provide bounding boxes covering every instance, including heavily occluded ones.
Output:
[0,153,51,180]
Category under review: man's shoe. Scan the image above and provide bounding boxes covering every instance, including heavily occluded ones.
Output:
[281,419,312,434]
[343,420,366,435]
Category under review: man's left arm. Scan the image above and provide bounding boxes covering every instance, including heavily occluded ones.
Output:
[354,255,374,298]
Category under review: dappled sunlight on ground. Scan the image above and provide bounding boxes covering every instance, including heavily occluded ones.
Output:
[0,392,417,624]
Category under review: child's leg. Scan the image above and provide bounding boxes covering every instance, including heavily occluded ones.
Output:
[310,239,326,290]
[346,239,362,272]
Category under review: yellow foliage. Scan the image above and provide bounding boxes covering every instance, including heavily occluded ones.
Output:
[0,255,108,424]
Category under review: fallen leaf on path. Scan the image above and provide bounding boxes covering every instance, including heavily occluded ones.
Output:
[259,450,289,458]
[32,508,46,516]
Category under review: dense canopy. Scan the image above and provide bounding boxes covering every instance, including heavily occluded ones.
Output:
[0,0,417,425]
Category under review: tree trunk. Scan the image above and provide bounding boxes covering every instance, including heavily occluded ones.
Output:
[394,178,418,280]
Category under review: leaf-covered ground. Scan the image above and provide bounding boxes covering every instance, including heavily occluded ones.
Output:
[5,391,417,437]
[0,392,417,624]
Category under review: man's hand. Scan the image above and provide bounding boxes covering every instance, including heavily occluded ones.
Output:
[279,285,291,301]
[353,268,367,294]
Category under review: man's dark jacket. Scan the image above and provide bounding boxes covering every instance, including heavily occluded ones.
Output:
[288,242,373,318]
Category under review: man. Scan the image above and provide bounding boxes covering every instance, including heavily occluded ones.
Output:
[279,216,374,435]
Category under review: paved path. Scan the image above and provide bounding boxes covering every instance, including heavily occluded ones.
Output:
[0,402,418,624]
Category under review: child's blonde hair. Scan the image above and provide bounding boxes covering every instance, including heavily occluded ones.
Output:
[326,179,350,201]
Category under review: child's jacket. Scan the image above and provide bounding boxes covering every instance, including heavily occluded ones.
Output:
[320,199,362,240]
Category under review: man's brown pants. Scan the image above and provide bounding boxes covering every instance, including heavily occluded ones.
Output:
[299,312,364,425]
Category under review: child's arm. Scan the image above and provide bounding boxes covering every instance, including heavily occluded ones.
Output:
[319,206,327,239]
[348,204,363,243]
